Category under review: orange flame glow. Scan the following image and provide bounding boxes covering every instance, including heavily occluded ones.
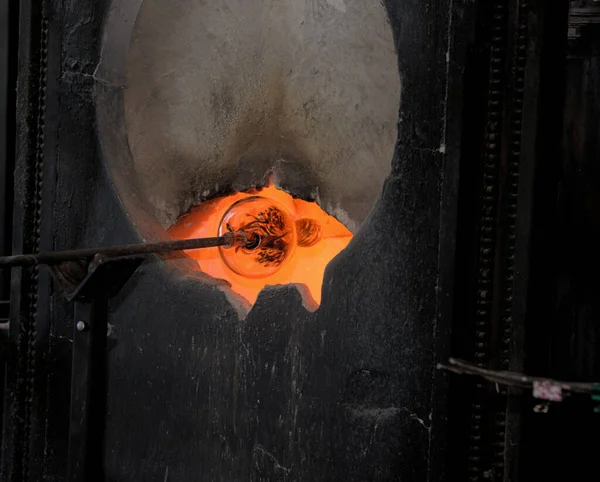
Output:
[168,184,353,308]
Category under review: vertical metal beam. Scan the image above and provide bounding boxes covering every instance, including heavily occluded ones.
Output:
[2,0,48,480]
[446,1,569,481]
[67,294,108,482]
[0,0,9,468]
[0,0,15,276]
[0,0,17,309]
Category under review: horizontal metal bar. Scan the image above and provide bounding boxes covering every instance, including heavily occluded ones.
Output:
[570,6,600,25]
[0,234,234,268]
[438,358,599,394]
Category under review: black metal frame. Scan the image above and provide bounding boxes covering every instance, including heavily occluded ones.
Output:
[447,0,571,481]
[0,0,19,470]
[2,0,588,481]
[1,0,50,480]
[0,0,17,303]
[66,256,141,482]
[4,0,468,478]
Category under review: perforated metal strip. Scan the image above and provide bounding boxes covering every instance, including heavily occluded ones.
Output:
[467,2,509,480]
[10,7,48,481]
[466,1,531,480]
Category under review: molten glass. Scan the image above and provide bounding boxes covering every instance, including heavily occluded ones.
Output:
[218,196,298,278]
[168,184,353,308]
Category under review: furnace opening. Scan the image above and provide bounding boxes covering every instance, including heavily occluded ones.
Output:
[169,182,353,309]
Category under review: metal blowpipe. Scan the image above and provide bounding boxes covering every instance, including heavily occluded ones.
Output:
[0,233,241,268]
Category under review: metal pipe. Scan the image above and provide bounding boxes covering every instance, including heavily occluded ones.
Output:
[0,234,234,268]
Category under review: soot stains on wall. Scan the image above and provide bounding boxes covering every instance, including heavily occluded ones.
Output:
[38,0,462,480]
[104,151,441,481]
[122,0,400,229]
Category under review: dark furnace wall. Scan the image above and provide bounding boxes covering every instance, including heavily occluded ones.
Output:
[1,0,467,481]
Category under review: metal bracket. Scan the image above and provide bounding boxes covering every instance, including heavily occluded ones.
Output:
[0,235,230,479]
[65,255,143,482]
[54,255,144,302]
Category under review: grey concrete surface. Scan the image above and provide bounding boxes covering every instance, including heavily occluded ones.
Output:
[124,0,400,231]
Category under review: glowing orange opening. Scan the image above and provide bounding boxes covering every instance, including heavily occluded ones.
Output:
[168,184,353,308]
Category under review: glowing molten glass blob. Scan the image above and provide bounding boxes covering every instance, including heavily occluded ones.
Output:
[168,185,353,308]
[218,196,299,278]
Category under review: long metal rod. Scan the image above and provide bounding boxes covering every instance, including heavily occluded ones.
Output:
[0,234,233,268]
[438,358,599,394]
